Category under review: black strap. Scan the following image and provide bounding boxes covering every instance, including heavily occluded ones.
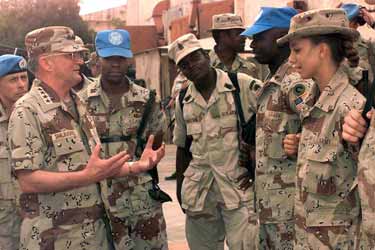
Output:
[178,87,188,113]
[178,87,193,150]
[227,72,246,126]
[362,70,375,124]
[136,89,156,139]
[367,41,375,79]
[100,135,132,143]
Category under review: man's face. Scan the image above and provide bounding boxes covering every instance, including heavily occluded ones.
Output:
[45,52,85,86]
[250,29,283,64]
[177,50,211,83]
[222,29,246,52]
[0,71,29,105]
[100,56,129,84]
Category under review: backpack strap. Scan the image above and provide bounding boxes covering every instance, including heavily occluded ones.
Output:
[227,72,246,126]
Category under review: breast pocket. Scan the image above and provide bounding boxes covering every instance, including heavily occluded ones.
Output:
[263,111,288,160]
[220,115,238,152]
[51,130,86,157]
[303,144,338,196]
[0,146,11,183]
[186,122,203,156]
[182,167,204,207]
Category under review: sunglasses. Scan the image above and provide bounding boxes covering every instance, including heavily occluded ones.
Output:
[41,51,87,61]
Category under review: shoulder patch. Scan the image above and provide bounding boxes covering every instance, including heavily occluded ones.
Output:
[293,83,306,96]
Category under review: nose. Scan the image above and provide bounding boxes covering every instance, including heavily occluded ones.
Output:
[17,78,28,91]
[288,51,296,65]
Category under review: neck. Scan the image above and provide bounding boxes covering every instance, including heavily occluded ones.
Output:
[0,98,14,117]
[194,67,216,100]
[269,48,290,76]
[37,75,72,100]
[215,45,236,68]
[101,77,129,95]
[314,61,338,91]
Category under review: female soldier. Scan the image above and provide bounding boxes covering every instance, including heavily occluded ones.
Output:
[278,9,365,249]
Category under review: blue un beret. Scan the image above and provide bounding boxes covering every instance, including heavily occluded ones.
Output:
[95,29,133,58]
[241,7,298,37]
[342,4,361,21]
[0,55,27,78]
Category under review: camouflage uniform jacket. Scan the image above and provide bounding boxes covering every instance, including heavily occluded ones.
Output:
[173,68,262,212]
[0,102,16,201]
[255,62,315,224]
[356,36,375,82]
[80,78,166,216]
[357,111,375,244]
[8,80,108,249]
[209,50,259,78]
[295,65,365,228]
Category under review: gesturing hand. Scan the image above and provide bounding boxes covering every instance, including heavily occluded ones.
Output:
[85,144,131,181]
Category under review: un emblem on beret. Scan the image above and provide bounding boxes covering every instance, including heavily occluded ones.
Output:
[19,59,27,69]
[109,31,123,46]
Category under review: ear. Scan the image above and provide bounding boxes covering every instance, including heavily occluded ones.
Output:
[38,57,53,72]
[318,43,329,60]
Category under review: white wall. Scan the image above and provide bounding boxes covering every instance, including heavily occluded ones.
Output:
[126,0,163,25]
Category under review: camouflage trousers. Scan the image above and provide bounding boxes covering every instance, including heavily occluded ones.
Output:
[294,200,362,250]
[185,182,258,250]
[103,181,168,250]
[19,215,110,250]
[259,222,294,250]
[0,200,20,250]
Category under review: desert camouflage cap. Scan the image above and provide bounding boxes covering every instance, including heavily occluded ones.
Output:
[25,26,88,58]
[209,13,244,31]
[278,8,360,45]
[168,33,202,65]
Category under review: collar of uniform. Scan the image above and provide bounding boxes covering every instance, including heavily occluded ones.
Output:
[269,61,292,86]
[182,68,234,104]
[257,61,290,98]
[0,101,8,123]
[313,65,349,113]
[86,77,102,98]
[209,49,225,69]
[30,80,62,112]
[209,49,245,72]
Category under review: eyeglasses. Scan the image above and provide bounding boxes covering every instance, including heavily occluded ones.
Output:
[41,51,87,61]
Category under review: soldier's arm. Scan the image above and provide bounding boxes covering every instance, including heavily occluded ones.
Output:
[283,133,300,157]
[342,109,372,143]
[8,106,136,193]
[173,96,190,207]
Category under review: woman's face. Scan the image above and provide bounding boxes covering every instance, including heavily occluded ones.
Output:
[289,37,321,79]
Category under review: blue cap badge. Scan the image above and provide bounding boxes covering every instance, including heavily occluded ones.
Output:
[95,29,133,58]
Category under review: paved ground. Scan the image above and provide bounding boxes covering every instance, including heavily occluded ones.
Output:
[158,144,190,250]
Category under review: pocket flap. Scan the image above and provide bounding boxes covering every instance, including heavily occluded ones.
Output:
[186,122,202,136]
[51,130,85,156]
[184,167,204,181]
[306,145,338,162]
[220,116,237,129]
[226,168,248,182]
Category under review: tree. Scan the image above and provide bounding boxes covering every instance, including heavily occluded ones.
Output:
[0,0,95,53]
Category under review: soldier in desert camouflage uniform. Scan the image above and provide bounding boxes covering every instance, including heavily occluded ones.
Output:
[209,13,259,79]
[342,3,375,83]
[7,26,165,250]
[170,33,262,250]
[0,54,28,250]
[80,29,168,250]
[241,7,315,250]
[278,9,366,249]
